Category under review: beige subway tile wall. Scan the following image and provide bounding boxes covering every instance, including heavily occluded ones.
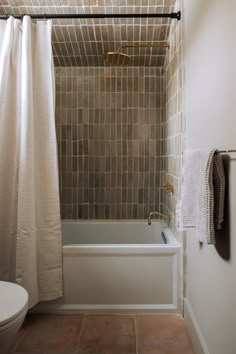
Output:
[56,67,163,219]
[0,1,176,67]
[0,2,182,221]
[162,0,184,232]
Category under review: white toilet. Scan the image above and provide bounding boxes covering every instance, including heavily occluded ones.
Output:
[0,281,28,354]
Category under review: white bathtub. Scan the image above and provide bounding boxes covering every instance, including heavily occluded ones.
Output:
[35,220,181,314]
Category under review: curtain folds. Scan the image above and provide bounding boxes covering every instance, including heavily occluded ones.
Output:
[0,16,62,308]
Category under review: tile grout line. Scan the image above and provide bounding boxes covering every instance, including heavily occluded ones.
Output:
[74,314,86,354]
[134,314,139,354]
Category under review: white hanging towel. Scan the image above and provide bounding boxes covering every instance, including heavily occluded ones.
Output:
[176,149,225,244]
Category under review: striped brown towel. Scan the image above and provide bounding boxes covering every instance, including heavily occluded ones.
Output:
[213,153,226,230]
[176,149,225,244]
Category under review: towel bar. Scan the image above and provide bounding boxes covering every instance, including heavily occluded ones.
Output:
[217,150,236,153]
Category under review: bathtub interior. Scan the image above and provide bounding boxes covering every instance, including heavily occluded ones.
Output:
[61,220,174,245]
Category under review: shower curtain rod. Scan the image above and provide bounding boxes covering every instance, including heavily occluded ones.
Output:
[0,11,181,21]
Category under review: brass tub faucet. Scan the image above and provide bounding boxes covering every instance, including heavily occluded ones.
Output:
[148,211,168,225]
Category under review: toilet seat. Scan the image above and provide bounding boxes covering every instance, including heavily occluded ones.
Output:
[0,281,28,330]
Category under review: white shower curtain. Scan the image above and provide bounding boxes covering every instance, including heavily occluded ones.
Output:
[0,16,62,308]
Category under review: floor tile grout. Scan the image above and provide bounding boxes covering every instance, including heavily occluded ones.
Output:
[10,313,195,354]
[134,315,139,354]
[75,314,86,354]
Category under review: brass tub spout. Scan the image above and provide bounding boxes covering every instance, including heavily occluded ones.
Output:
[148,211,168,225]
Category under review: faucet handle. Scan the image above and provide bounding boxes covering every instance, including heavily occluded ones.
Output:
[164,183,174,194]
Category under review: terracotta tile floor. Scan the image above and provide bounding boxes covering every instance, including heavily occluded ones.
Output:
[10,314,195,354]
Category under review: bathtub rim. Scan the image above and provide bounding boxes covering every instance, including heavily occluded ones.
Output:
[61,220,180,253]
[61,219,167,224]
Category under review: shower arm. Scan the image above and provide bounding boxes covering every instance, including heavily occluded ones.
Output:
[116,43,170,53]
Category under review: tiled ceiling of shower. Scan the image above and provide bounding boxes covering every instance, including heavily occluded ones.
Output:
[0,0,176,66]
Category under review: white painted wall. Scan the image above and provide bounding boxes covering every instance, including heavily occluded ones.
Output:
[183,0,236,353]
